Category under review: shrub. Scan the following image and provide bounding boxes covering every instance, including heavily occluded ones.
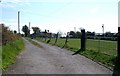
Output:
[0,24,21,45]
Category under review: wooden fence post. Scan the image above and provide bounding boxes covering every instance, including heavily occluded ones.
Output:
[81,29,86,51]
[113,2,120,75]
[54,32,59,44]
[118,27,120,62]
[62,32,69,48]
[118,1,120,62]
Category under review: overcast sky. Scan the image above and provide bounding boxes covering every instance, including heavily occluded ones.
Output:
[1,0,119,34]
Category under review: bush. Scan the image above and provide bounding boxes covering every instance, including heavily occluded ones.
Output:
[0,24,21,45]
[0,23,24,70]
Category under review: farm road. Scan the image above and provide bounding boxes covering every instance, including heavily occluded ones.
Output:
[4,38,112,74]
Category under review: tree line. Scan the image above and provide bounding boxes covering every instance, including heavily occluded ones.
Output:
[21,25,118,41]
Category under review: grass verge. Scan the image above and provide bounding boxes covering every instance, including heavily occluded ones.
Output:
[79,50,116,68]
[2,38,24,71]
[0,46,2,71]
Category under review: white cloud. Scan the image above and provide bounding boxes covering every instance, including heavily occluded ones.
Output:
[0,20,5,24]
[1,0,31,16]
[2,0,26,3]
[3,0,118,3]
[2,0,119,3]
[1,3,16,10]
[2,0,31,8]
[89,7,100,14]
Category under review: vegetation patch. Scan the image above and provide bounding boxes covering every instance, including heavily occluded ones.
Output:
[2,38,24,70]
[80,50,116,68]
[1,24,25,71]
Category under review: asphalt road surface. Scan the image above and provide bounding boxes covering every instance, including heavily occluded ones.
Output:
[3,38,112,74]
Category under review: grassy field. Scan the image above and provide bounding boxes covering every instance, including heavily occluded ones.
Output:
[37,38,117,56]
[2,38,24,70]
[35,38,117,68]
[86,39,117,56]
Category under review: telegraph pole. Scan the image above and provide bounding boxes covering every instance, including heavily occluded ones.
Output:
[18,11,20,34]
[29,22,30,34]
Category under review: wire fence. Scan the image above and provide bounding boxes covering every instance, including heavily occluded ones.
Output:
[86,38,117,56]
[35,33,117,67]
[38,36,117,57]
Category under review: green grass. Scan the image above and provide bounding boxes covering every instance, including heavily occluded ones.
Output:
[0,46,2,70]
[37,38,117,56]
[80,50,116,67]
[35,38,117,68]
[2,38,24,70]
[62,38,115,55]
[86,39,117,56]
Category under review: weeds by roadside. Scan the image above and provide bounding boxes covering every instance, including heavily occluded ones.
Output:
[2,38,24,70]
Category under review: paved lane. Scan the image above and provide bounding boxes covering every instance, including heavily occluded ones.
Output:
[3,38,112,74]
